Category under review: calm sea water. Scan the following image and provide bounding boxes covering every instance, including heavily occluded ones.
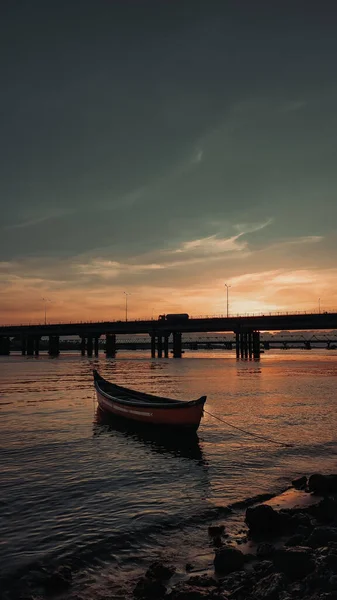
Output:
[1,350,336,598]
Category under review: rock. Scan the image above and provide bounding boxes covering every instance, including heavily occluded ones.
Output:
[208,524,226,537]
[308,473,337,495]
[257,543,276,558]
[292,476,307,490]
[252,572,286,600]
[273,547,315,580]
[285,534,306,547]
[329,576,337,591]
[187,575,218,587]
[133,576,167,598]
[145,561,175,580]
[245,504,284,535]
[253,560,274,576]
[323,554,337,574]
[168,582,221,599]
[213,546,245,574]
[308,527,337,548]
[311,497,337,523]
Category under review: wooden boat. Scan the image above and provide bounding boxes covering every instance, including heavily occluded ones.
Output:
[93,370,206,431]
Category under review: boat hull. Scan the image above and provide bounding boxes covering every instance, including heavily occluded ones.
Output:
[95,388,205,431]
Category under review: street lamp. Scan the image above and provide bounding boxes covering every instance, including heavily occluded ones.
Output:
[318,298,321,314]
[124,292,131,322]
[225,284,231,318]
[42,297,51,325]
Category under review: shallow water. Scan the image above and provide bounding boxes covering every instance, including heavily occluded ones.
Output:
[1,350,336,598]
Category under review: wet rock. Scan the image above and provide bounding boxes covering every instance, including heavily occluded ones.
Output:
[308,474,337,495]
[208,524,226,537]
[252,572,286,600]
[285,534,306,547]
[292,476,307,490]
[253,560,274,577]
[308,527,337,548]
[145,561,175,580]
[213,546,245,575]
[187,575,218,587]
[133,576,167,599]
[273,547,315,580]
[310,497,337,523]
[257,543,276,559]
[168,581,222,599]
[245,504,284,535]
[322,554,337,574]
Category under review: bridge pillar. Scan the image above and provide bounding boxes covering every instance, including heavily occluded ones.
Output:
[244,332,248,359]
[94,336,99,357]
[164,334,169,358]
[80,337,86,356]
[106,334,116,357]
[34,337,40,356]
[27,336,34,356]
[253,331,260,359]
[157,335,163,358]
[21,336,27,356]
[48,335,60,356]
[235,332,240,359]
[87,336,93,357]
[0,336,10,355]
[173,332,182,358]
[263,341,270,350]
[150,334,156,358]
[248,332,253,359]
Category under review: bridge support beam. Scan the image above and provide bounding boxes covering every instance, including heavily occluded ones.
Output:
[164,334,169,358]
[0,336,10,355]
[94,336,99,357]
[48,335,60,356]
[150,334,156,358]
[34,337,40,356]
[27,336,34,356]
[87,336,93,357]
[80,337,86,356]
[157,335,163,358]
[248,332,253,359]
[173,332,182,358]
[235,332,240,359]
[253,331,260,359]
[21,336,27,356]
[106,334,116,357]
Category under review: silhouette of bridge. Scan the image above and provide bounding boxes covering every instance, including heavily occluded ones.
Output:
[1,311,336,359]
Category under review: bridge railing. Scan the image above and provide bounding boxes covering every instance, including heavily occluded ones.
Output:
[0,308,336,328]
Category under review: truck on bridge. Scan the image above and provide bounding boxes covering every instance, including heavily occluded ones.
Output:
[158,313,189,322]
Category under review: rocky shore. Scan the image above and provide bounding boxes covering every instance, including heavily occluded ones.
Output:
[132,473,337,600]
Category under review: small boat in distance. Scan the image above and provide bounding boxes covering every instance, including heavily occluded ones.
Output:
[93,370,206,431]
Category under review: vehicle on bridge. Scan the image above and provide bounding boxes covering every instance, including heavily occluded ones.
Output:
[159,313,189,322]
[93,370,206,431]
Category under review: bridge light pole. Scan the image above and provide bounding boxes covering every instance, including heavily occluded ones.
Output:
[225,284,231,318]
[124,292,130,322]
[42,297,51,325]
[319,298,321,314]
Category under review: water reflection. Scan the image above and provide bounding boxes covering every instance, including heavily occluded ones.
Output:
[93,408,206,464]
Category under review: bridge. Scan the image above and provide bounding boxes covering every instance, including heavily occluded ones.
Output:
[1,312,336,359]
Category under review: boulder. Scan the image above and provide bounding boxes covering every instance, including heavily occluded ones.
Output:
[252,572,286,600]
[292,476,307,490]
[208,524,225,537]
[133,576,167,599]
[308,527,337,548]
[257,543,276,558]
[145,561,175,580]
[285,534,306,547]
[308,474,337,495]
[245,504,283,534]
[273,547,315,580]
[213,546,245,574]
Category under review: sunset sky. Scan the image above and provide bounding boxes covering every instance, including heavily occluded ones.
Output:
[1,1,337,324]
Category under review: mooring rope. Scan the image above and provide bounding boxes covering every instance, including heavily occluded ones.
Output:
[203,409,293,447]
